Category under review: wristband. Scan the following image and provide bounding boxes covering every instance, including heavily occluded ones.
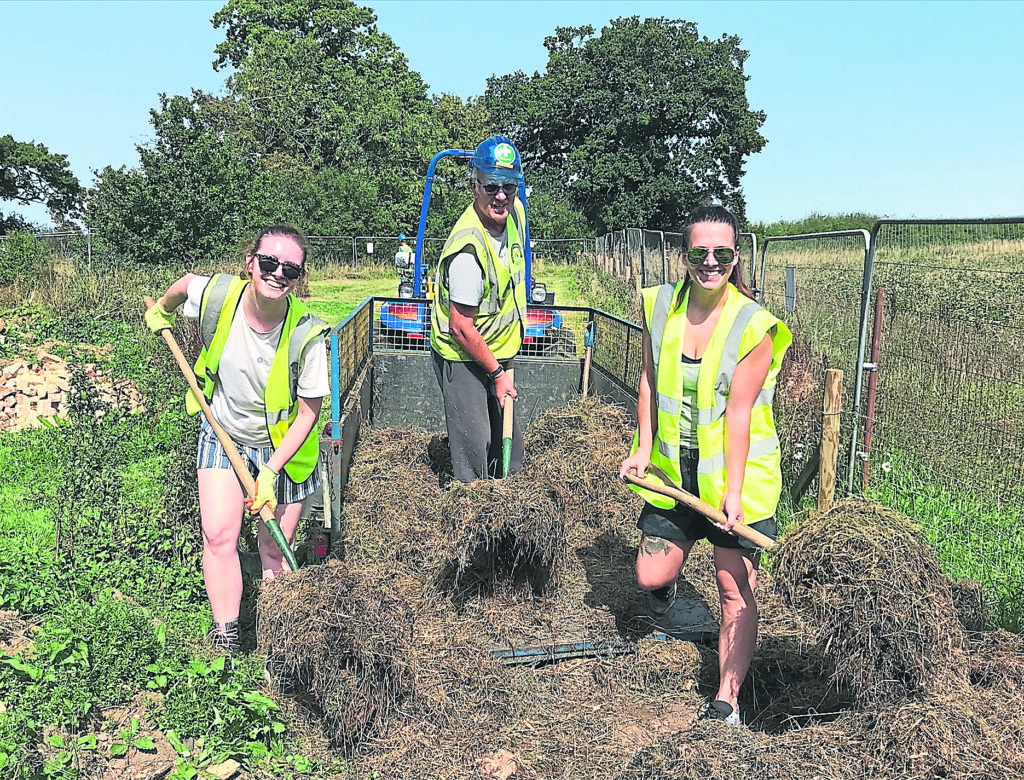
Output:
[487,365,505,381]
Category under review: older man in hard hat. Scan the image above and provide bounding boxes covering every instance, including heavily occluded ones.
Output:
[430,136,527,483]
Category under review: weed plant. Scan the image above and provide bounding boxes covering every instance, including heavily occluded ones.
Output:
[0,259,319,778]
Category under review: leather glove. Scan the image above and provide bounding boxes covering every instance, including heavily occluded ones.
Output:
[145,300,176,333]
[247,464,279,516]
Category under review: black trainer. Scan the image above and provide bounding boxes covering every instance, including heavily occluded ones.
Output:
[647,582,677,616]
[207,620,241,657]
[699,699,740,725]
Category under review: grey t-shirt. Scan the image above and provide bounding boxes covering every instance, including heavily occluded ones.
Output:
[184,276,330,447]
[447,227,507,307]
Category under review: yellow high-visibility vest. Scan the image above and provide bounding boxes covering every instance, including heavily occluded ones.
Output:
[629,281,792,522]
[186,274,328,483]
[430,200,527,361]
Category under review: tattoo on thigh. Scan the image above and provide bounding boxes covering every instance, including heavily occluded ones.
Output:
[640,534,672,557]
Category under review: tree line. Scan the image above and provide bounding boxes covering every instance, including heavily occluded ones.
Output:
[2,0,768,265]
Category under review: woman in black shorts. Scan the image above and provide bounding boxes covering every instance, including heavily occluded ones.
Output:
[619,205,791,725]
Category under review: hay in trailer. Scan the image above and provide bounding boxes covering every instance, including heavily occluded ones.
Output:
[252,393,1024,776]
[434,476,568,597]
[772,499,968,703]
[523,398,639,528]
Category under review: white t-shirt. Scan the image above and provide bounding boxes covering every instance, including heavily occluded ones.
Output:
[184,276,330,447]
[447,227,508,307]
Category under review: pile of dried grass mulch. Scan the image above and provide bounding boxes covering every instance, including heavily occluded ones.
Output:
[258,399,1024,779]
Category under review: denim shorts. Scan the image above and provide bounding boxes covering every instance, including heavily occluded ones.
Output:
[196,416,319,505]
[636,448,777,551]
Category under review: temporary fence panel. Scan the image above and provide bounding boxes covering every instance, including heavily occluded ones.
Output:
[641,230,666,287]
[738,232,757,294]
[354,237,408,270]
[308,236,357,269]
[858,218,1024,629]
[760,231,871,515]
[531,238,589,265]
[664,231,688,286]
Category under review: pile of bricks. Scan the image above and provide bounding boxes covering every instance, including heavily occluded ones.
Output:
[0,344,145,432]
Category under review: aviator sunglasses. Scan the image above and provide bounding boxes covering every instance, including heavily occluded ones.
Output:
[686,246,738,266]
[255,253,304,280]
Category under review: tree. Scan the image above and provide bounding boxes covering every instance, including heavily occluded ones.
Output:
[0,135,83,234]
[484,17,767,234]
[88,92,270,264]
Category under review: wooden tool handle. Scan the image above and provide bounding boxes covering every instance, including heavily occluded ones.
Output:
[502,367,515,439]
[621,472,775,550]
[145,297,258,497]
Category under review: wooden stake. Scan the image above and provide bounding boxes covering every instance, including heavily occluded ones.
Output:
[818,368,844,512]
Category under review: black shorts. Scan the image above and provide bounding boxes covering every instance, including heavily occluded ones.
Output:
[636,448,778,552]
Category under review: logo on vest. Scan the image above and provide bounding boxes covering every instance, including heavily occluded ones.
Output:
[494,143,516,168]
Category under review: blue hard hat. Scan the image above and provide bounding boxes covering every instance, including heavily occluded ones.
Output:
[469,135,521,180]
[398,234,406,241]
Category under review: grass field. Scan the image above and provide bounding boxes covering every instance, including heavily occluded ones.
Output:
[304,258,590,328]
[758,228,1024,629]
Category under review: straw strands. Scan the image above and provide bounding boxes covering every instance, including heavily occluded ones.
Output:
[257,398,1024,778]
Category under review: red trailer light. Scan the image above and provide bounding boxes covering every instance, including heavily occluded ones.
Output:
[527,309,554,326]
[389,304,421,320]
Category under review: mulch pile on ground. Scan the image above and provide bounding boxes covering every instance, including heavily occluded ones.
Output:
[258,397,1024,779]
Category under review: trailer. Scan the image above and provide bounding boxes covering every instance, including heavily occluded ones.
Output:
[313,295,720,662]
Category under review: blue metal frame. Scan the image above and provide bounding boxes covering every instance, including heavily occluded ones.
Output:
[412,148,532,297]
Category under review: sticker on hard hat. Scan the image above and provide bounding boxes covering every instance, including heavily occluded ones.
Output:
[494,143,516,168]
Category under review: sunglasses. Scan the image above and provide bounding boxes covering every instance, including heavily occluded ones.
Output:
[478,181,518,197]
[255,253,304,280]
[686,246,738,266]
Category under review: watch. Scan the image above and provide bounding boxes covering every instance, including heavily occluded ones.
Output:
[487,365,505,381]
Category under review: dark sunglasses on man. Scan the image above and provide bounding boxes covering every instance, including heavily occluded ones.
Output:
[686,246,737,266]
[255,253,304,280]
[479,181,518,197]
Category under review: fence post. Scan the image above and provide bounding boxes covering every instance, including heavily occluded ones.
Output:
[861,287,885,491]
[660,231,667,284]
[819,369,844,512]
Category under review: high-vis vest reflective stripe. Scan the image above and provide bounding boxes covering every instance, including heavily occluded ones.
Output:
[629,282,792,523]
[430,200,527,361]
[186,274,329,483]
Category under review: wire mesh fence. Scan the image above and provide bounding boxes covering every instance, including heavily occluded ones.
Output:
[590,310,643,394]
[329,297,374,415]
[758,231,870,515]
[596,229,757,298]
[857,219,1024,628]
[369,298,591,360]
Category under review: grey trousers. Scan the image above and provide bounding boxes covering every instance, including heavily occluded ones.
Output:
[432,351,524,483]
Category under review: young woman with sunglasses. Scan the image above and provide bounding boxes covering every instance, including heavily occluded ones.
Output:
[618,205,791,725]
[145,225,329,655]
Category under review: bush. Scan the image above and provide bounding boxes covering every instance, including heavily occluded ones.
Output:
[0,231,50,280]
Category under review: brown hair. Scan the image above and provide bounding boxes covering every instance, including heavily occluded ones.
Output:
[241,224,310,279]
[681,204,754,300]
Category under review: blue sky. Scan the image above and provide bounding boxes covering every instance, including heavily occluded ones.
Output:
[2,0,1022,229]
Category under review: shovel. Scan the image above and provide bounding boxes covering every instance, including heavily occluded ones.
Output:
[501,367,515,477]
[144,296,300,572]
[621,466,774,550]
